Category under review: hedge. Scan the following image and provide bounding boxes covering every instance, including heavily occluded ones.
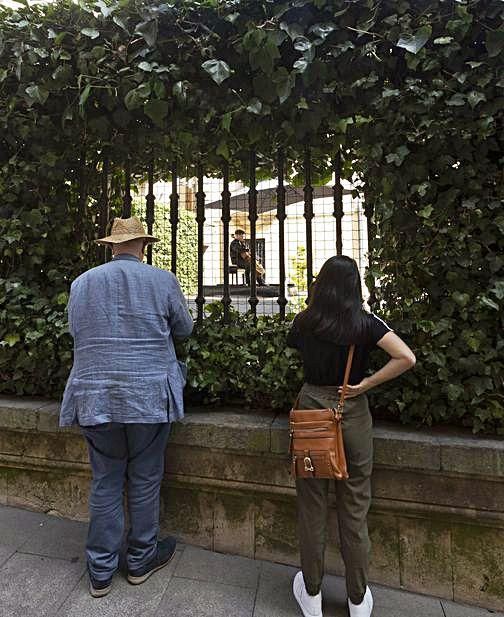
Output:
[0,0,502,432]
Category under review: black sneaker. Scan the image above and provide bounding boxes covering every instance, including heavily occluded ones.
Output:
[88,571,113,598]
[127,537,177,585]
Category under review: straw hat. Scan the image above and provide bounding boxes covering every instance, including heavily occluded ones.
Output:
[95,217,159,245]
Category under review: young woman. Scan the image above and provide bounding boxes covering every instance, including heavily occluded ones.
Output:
[287,256,416,617]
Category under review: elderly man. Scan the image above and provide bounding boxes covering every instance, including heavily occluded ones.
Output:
[60,217,193,597]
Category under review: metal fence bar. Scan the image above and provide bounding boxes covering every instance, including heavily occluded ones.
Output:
[170,160,179,274]
[221,163,232,323]
[276,149,287,319]
[98,155,109,263]
[248,151,258,316]
[195,164,206,324]
[122,157,132,217]
[145,160,155,265]
[303,147,314,290]
[333,148,343,256]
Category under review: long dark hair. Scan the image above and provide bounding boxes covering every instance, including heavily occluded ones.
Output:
[295,255,367,343]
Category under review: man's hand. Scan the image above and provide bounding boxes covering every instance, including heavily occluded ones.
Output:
[338,377,373,398]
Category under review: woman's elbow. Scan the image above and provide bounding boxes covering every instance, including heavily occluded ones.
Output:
[404,351,416,369]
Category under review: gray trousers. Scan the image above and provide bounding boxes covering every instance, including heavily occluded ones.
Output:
[295,384,373,605]
[81,422,171,581]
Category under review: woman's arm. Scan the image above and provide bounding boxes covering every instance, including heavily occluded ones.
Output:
[340,331,416,398]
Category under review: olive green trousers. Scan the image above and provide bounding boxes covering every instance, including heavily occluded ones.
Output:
[295,383,373,605]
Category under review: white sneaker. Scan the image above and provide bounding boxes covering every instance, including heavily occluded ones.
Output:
[348,586,373,617]
[292,571,323,617]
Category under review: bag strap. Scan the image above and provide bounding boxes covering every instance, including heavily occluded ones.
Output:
[336,344,355,411]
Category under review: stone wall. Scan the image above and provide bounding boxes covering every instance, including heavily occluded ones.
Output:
[0,396,503,610]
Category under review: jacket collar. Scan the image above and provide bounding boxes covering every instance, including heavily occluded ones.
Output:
[112,254,141,262]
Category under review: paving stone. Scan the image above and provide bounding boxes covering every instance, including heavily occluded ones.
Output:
[174,545,261,589]
[155,577,255,617]
[0,544,16,568]
[442,600,504,617]
[253,561,301,617]
[18,514,88,562]
[57,550,182,617]
[0,505,45,549]
[0,552,84,617]
[371,584,445,617]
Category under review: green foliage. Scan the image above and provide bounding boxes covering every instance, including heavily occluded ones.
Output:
[0,0,502,431]
[134,202,198,295]
[181,303,302,409]
[289,245,308,292]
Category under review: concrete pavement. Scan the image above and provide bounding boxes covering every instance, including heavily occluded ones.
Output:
[0,506,500,617]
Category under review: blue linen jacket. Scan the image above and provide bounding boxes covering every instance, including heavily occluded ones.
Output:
[60,254,194,427]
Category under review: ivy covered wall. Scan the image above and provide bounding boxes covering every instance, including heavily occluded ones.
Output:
[0,0,502,431]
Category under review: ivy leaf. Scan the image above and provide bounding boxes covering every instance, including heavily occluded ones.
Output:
[446,383,464,402]
[81,28,100,39]
[479,296,499,311]
[2,334,20,347]
[25,85,49,105]
[79,84,92,109]
[446,93,465,106]
[113,15,129,32]
[135,20,158,47]
[385,145,410,166]
[309,22,336,40]
[144,99,169,126]
[138,61,154,72]
[216,138,229,160]
[172,81,188,102]
[124,83,151,110]
[294,37,312,52]
[397,26,432,54]
[221,112,232,131]
[490,282,504,300]
[280,22,304,40]
[202,59,231,85]
[418,205,433,219]
[246,98,262,114]
[467,91,486,108]
[293,59,308,73]
[485,30,504,58]
[452,291,470,307]
[95,0,115,18]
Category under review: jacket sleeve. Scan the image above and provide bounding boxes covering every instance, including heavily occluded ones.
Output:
[67,282,76,338]
[167,275,194,339]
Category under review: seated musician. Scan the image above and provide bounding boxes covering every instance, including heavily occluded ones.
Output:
[229,229,266,286]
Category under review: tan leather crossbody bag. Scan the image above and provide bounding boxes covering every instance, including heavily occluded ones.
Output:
[289,345,355,480]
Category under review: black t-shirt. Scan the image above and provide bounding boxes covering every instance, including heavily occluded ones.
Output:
[286,312,392,386]
[230,239,249,268]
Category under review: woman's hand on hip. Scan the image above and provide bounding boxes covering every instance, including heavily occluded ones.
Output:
[338,377,373,398]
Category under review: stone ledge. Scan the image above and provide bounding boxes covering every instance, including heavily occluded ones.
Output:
[1,396,504,478]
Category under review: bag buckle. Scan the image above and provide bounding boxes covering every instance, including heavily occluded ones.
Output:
[304,456,315,472]
[332,406,343,421]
